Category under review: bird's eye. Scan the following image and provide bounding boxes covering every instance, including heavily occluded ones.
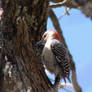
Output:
[43,34,46,38]
[42,33,47,40]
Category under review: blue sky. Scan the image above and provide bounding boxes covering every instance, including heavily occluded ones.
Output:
[47,7,92,92]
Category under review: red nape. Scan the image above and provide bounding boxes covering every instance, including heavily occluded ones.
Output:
[53,31,61,40]
[48,30,61,40]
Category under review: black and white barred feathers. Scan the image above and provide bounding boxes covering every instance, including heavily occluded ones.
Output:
[51,39,70,83]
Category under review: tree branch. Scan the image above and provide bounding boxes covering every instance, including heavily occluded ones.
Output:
[50,0,92,18]
[49,0,78,8]
[50,0,67,8]
[49,9,82,92]
[59,83,73,88]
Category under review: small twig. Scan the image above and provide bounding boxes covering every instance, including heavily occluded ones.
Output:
[59,83,73,88]
[49,0,67,8]
[49,0,78,8]
[58,7,70,19]
[65,7,70,15]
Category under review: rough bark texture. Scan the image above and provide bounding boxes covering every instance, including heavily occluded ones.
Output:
[0,0,57,92]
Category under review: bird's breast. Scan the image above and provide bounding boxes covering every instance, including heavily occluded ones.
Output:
[42,43,56,73]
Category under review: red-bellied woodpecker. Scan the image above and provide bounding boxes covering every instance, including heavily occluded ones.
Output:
[37,30,70,86]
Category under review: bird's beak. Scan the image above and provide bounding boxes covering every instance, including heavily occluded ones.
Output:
[35,40,45,47]
[41,36,44,40]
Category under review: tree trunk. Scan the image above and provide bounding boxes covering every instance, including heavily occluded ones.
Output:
[0,0,56,92]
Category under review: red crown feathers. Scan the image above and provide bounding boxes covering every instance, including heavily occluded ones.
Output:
[48,30,61,40]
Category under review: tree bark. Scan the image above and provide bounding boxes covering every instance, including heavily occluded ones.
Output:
[0,0,56,92]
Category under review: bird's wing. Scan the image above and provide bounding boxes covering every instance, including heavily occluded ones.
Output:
[51,40,70,82]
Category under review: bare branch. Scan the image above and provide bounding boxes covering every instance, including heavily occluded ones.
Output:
[58,7,70,19]
[49,0,78,8]
[59,83,73,88]
[50,0,67,8]
[49,9,82,92]
[71,64,82,92]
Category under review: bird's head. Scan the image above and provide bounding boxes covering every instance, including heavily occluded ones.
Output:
[35,30,61,47]
[42,30,61,41]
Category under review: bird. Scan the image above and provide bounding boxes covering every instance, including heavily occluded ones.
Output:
[36,30,71,86]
